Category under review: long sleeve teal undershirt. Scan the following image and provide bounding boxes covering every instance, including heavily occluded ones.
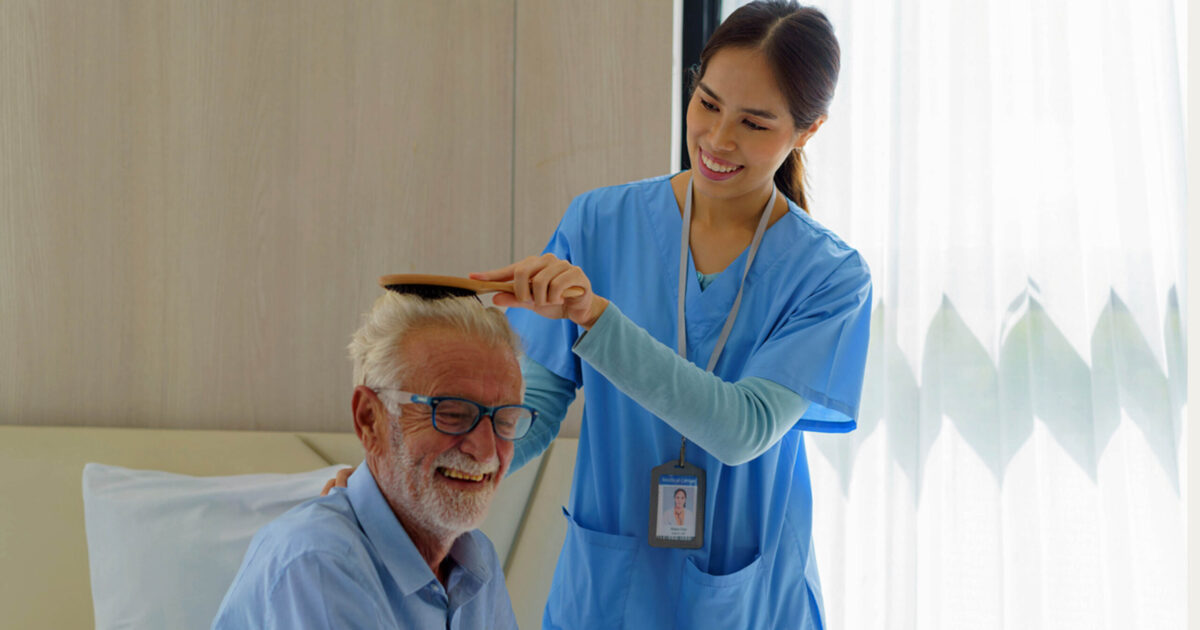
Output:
[508,354,576,475]
[507,301,809,474]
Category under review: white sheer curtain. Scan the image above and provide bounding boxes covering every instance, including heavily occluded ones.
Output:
[722,0,1188,628]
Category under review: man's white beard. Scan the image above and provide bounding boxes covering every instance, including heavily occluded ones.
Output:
[377,419,498,539]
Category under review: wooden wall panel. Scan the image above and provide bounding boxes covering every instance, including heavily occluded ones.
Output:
[513,0,676,254]
[0,1,515,431]
[512,1,676,437]
[0,0,675,433]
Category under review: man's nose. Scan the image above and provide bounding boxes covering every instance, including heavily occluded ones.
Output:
[458,414,499,461]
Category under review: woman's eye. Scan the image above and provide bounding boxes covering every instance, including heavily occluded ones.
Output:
[744,120,767,131]
[700,98,718,112]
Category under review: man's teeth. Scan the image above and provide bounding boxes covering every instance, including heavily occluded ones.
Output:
[702,153,739,173]
[440,468,487,482]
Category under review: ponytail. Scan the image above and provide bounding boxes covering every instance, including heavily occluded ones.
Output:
[774,148,809,213]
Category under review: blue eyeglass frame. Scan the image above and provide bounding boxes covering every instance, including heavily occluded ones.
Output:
[372,387,538,441]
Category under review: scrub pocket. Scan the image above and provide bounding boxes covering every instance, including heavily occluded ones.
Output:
[546,508,638,629]
[674,553,766,629]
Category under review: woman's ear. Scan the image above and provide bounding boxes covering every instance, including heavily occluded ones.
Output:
[352,385,387,457]
[794,115,828,151]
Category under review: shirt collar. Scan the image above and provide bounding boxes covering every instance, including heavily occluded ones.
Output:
[447,530,490,585]
[345,461,492,598]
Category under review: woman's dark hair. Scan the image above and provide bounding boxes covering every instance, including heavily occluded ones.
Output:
[689,1,840,211]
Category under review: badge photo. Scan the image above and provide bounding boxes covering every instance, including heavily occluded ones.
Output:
[648,459,705,549]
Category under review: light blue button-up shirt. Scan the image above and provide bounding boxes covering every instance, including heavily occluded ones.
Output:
[212,462,516,630]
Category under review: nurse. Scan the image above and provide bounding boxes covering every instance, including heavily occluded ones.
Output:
[471,2,871,627]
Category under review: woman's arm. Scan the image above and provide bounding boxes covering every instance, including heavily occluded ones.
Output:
[507,355,576,475]
[474,254,810,466]
[573,301,808,466]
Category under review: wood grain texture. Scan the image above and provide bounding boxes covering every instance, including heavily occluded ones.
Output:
[1,0,674,432]
[513,0,676,437]
[513,0,675,255]
[1,1,515,430]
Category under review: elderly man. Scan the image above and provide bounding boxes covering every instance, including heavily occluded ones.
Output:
[212,292,530,629]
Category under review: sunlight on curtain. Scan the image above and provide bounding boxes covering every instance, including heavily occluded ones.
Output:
[721,0,1188,628]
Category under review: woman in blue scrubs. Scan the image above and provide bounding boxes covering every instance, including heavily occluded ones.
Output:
[472,2,871,627]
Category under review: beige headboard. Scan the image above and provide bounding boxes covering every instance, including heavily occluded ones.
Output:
[0,425,575,630]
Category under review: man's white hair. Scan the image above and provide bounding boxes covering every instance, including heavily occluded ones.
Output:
[348,292,523,391]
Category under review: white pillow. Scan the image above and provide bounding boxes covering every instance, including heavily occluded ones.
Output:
[82,463,346,630]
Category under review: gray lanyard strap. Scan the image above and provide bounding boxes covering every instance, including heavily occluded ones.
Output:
[677,177,776,371]
[674,177,775,464]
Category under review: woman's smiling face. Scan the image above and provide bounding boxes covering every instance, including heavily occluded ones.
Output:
[685,46,815,205]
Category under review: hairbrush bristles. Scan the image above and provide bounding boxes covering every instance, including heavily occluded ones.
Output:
[383,284,481,302]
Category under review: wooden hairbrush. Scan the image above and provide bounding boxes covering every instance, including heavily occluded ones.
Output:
[379,274,585,300]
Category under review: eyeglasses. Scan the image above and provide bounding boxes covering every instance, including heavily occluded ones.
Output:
[373,388,537,441]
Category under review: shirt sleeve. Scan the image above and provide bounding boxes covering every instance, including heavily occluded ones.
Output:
[507,354,576,475]
[506,201,585,388]
[572,302,811,466]
[263,552,388,630]
[743,251,873,428]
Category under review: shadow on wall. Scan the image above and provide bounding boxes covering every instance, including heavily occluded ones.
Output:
[810,285,1185,500]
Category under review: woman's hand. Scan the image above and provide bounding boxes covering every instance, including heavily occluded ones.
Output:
[472,254,608,329]
[320,466,355,496]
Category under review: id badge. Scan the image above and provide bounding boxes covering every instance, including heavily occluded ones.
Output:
[648,459,705,548]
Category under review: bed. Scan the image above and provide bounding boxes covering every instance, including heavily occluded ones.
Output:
[0,424,576,629]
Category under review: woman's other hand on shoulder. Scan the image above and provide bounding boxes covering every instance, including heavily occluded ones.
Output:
[320,466,354,496]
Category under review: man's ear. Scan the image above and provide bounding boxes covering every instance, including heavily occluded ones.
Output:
[352,386,387,457]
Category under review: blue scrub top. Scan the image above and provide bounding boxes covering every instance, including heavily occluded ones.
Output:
[508,174,872,629]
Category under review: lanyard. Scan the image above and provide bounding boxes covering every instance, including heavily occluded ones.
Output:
[675,177,776,463]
